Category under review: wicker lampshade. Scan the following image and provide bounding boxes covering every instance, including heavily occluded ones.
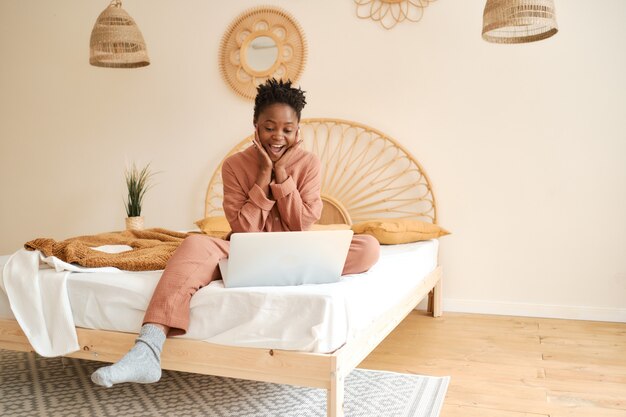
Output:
[89,0,149,68]
[482,0,558,44]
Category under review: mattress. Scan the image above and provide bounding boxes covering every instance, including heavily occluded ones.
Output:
[0,240,438,353]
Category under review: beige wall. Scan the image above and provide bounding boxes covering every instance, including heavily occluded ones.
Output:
[1,1,625,321]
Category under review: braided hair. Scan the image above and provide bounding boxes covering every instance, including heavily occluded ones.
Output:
[253,78,307,123]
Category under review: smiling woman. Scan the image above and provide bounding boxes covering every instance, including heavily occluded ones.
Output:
[254,104,299,161]
[252,78,305,165]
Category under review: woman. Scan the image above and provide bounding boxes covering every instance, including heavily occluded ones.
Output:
[91,79,380,387]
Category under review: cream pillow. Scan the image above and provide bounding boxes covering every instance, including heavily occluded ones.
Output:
[351,219,449,244]
[194,216,231,240]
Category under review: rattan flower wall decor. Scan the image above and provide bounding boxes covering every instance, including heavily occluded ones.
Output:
[219,6,307,100]
[354,0,437,30]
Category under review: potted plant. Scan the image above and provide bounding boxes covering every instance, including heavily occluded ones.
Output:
[124,162,155,230]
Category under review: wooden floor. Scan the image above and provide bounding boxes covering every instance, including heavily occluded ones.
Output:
[359,311,626,417]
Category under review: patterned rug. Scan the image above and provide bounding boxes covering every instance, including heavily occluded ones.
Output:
[0,349,449,417]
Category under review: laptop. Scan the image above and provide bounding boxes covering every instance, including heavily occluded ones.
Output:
[220,230,353,288]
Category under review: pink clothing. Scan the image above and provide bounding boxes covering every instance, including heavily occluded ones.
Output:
[222,146,323,232]
[144,146,380,336]
[143,233,379,336]
[144,235,229,336]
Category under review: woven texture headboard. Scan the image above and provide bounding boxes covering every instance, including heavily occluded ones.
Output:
[205,118,438,225]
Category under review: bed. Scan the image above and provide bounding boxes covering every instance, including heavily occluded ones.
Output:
[0,118,443,417]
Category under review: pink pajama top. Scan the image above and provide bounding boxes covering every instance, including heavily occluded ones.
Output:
[221,146,323,233]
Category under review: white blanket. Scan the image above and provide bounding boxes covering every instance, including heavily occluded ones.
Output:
[0,246,131,357]
[1,241,439,357]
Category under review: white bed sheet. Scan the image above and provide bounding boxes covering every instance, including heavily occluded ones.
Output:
[0,240,438,354]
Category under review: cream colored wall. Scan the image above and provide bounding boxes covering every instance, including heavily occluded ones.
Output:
[1,1,624,321]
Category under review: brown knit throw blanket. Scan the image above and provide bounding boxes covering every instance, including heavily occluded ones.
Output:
[24,228,191,271]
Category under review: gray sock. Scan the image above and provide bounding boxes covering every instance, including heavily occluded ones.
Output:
[91,324,166,388]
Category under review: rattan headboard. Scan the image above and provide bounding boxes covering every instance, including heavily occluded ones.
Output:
[205,118,438,225]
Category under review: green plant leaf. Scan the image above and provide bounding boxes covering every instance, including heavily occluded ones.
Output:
[124,162,157,217]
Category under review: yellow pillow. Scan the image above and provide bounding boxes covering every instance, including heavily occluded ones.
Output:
[309,223,352,231]
[194,216,231,239]
[195,218,352,237]
[351,219,449,244]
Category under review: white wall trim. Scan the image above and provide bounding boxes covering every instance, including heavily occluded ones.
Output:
[428,298,626,323]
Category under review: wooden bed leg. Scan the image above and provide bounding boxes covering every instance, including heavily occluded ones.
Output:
[432,277,442,317]
[327,371,345,417]
[427,290,434,314]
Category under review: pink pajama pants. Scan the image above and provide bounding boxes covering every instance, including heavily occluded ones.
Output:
[143,233,380,336]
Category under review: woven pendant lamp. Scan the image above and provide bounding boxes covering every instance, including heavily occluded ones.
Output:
[89,0,149,68]
[482,0,558,44]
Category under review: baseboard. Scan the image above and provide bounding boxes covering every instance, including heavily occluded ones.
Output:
[417,298,626,323]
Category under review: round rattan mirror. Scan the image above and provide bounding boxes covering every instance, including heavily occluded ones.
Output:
[219,6,307,100]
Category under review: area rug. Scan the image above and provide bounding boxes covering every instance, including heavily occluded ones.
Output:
[0,349,449,417]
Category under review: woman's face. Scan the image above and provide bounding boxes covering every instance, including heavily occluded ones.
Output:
[255,103,299,162]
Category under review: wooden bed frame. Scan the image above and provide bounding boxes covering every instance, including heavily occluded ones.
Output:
[0,119,442,417]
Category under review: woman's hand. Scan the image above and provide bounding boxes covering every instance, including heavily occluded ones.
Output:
[252,129,273,173]
[253,129,273,196]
